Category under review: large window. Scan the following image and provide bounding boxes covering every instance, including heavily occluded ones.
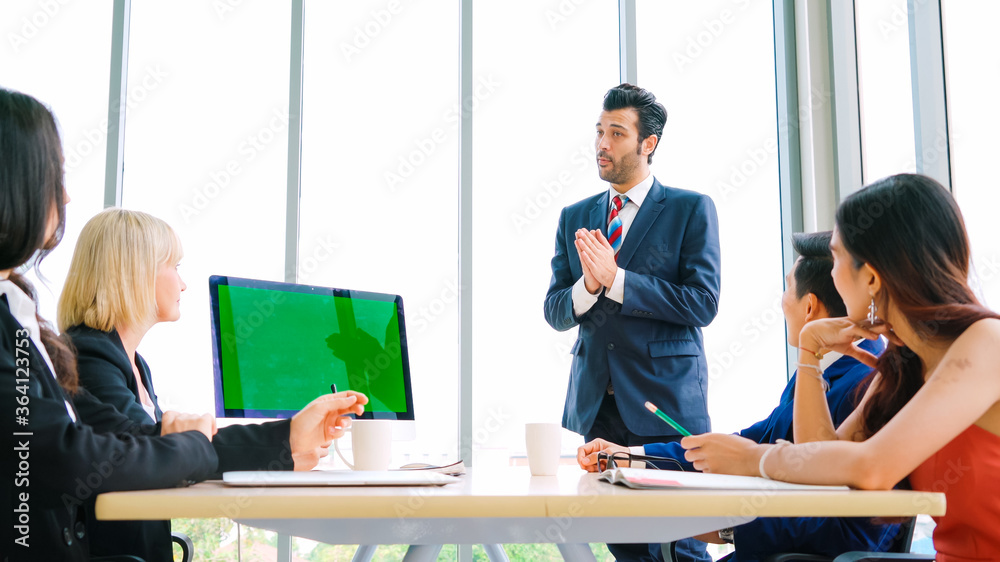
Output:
[120,2,291,414]
[14,2,989,559]
[300,0,461,463]
[11,1,990,558]
[0,1,113,321]
[471,1,620,460]
[636,0,784,433]
[942,0,1000,308]
[855,0,917,183]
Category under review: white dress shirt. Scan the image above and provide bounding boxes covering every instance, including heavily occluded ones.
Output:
[572,172,654,317]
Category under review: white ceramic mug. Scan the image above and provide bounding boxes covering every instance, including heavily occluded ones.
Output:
[525,423,561,476]
[334,419,393,471]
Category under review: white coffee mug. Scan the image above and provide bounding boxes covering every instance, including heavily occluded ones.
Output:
[334,419,393,471]
[525,422,561,476]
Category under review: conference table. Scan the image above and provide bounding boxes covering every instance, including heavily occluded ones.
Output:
[96,465,945,562]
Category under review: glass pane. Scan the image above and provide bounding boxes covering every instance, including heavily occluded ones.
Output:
[942,0,1000,308]
[300,1,460,462]
[855,0,917,183]
[636,0,784,433]
[121,2,290,414]
[471,1,621,461]
[0,0,113,320]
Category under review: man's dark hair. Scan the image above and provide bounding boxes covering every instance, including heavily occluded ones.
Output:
[602,83,667,164]
[791,231,847,317]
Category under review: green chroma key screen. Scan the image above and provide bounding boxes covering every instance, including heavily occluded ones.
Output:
[209,276,414,419]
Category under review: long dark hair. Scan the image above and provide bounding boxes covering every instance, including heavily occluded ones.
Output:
[0,88,78,393]
[836,173,999,437]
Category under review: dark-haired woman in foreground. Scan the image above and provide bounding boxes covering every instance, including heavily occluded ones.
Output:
[0,87,367,561]
[683,173,1000,561]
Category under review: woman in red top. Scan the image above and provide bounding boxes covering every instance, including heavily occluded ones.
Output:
[682,173,1000,561]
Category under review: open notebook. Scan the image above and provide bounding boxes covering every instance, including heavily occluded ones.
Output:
[222,470,460,487]
[599,467,849,491]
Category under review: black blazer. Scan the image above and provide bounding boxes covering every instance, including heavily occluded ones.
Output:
[66,325,295,562]
[67,326,162,423]
[0,296,218,562]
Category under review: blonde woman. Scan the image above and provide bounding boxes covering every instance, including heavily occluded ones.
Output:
[59,208,184,423]
[58,208,367,562]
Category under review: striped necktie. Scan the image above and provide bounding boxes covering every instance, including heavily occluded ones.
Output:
[608,194,628,260]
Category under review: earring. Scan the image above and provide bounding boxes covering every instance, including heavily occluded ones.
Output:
[867,297,879,326]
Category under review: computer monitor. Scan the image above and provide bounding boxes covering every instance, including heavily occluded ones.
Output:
[208,275,415,423]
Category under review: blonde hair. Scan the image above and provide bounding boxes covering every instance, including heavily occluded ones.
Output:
[58,208,182,332]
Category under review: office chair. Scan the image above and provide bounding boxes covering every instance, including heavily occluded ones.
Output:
[760,553,934,562]
[172,531,194,562]
[756,554,934,562]
[668,539,935,562]
[690,517,932,562]
[90,532,192,562]
[759,517,933,562]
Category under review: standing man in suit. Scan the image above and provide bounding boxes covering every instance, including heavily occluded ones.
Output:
[544,83,721,562]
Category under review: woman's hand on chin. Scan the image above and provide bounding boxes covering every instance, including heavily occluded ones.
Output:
[799,318,882,368]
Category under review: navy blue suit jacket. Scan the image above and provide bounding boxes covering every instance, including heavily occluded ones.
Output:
[646,338,905,561]
[544,178,721,436]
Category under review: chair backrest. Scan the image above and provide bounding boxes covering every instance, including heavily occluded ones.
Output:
[172,531,194,562]
[889,517,918,553]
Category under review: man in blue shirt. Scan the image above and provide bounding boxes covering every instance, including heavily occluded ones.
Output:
[578,231,904,561]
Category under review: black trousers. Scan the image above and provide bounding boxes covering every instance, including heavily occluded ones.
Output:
[585,392,712,562]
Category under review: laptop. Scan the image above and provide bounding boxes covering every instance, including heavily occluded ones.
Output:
[222,470,459,487]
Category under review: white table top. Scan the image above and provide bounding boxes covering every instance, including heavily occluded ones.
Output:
[96,465,946,521]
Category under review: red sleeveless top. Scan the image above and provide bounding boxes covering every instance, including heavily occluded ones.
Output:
[908,424,1000,561]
